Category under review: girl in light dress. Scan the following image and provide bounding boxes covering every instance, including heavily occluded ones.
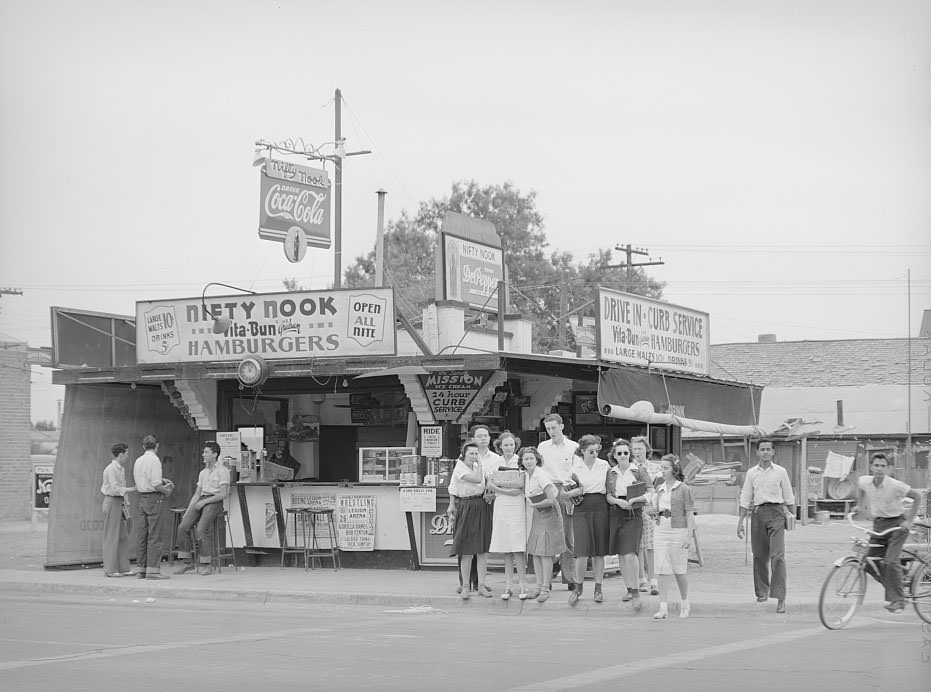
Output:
[650,454,696,619]
[632,435,660,595]
[486,431,529,600]
[521,446,566,604]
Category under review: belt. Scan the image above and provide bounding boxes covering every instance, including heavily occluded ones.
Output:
[138,491,160,495]
[458,494,484,500]
[200,493,215,499]
[756,502,783,508]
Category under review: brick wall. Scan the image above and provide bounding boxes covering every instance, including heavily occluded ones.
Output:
[0,340,32,520]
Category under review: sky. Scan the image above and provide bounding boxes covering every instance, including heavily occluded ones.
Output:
[1,0,929,423]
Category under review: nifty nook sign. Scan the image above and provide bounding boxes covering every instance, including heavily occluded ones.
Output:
[136,288,396,364]
[418,370,492,422]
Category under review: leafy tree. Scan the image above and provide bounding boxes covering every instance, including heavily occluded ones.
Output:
[341,180,665,352]
[33,420,57,431]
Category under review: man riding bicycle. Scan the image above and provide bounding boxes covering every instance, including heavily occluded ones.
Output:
[851,452,920,614]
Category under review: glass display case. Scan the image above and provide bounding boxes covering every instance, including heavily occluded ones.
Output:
[358,446,416,483]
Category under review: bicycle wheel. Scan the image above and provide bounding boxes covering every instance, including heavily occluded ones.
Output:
[819,561,866,630]
[910,559,931,624]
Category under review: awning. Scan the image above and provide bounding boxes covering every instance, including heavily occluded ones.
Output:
[597,368,767,436]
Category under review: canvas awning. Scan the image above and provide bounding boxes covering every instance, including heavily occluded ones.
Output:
[597,368,767,436]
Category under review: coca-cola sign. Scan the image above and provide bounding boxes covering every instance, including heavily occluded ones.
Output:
[258,160,331,249]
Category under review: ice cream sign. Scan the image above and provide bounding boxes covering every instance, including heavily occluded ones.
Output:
[418,370,492,421]
[136,288,396,364]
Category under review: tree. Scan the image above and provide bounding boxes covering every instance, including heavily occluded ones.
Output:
[342,180,665,352]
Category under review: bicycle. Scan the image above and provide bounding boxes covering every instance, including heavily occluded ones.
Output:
[818,513,931,629]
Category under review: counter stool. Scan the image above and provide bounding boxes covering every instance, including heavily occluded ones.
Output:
[192,509,237,573]
[282,507,313,569]
[307,508,340,571]
[167,507,187,564]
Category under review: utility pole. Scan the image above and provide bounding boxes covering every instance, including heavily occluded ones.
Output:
[558,275,569,349]
[333,88,343,289]
[609,244,664,292]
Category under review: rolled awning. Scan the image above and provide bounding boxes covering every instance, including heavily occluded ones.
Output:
[597,368,767,436]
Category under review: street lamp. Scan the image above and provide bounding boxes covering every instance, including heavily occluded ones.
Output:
[200,282,257,334]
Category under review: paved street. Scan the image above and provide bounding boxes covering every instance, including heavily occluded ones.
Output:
[0,593,927,692]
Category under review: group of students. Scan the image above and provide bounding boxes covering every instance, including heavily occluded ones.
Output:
[446,414,696,619]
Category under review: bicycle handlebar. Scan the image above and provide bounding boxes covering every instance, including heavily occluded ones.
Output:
[845,512,909,537]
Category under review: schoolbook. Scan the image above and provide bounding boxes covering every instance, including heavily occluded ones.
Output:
[625,481,647,500]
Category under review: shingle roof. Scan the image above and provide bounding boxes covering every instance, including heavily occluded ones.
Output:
[709,337,931,387]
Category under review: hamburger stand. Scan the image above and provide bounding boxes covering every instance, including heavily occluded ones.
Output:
[43,140,763,569]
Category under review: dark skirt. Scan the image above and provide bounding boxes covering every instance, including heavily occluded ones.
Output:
[608,505,643,555]
[571,493,609,558]
[451,496,492,556]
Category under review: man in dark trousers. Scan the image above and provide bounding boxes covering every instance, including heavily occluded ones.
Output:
[737,438,795,613]
[852,452,919,613]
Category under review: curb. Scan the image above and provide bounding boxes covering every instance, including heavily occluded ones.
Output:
[0,577,821,616]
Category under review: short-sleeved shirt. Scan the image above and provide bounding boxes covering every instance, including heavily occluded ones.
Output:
[858,475,911,518]
[608,465,642,497]
[569,457,609,494]
[525,467,556,501]
[478,449,503,478]
[198,464,230,496]
[538,438,579,483]
[739,463,795,509]
[451,460,485,498]
[133,450,163,493]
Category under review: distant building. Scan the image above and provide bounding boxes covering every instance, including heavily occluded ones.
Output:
[0,333,31,520]
[683,319,931,512]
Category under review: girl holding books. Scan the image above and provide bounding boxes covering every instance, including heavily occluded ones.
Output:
[521,446,566,603]
[651,454,696,619]
[487,431,529,600]
[562,434,611,605]
[607,438,652,610]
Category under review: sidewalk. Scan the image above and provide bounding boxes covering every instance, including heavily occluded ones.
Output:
[0,515,892,616]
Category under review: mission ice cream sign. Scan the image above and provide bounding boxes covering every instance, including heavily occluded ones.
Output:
[136,288,396,364]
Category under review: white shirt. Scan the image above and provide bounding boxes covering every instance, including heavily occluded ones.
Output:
[451,459,485,497]
[478,449,503,478]
[538,438,579,483]
[101,460,129,497]
[197,464,230,496]
[525,467,556,501]
[569,457,609,494]
[133,450,163,493]
[739,463,795,509]
[857,475,911,518]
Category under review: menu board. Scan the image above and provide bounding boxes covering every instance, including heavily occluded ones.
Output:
[358,446,415,483]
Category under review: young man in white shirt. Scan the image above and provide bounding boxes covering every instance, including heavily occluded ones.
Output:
[537,413,579,590]
[174,441,231,576]
[132,434,174,579]
[852,452,919,613]
[737,438,795,613]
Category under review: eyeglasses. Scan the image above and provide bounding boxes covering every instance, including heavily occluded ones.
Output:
[615,450,630,456]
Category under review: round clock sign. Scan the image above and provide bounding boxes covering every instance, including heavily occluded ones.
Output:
[237,356,269,387]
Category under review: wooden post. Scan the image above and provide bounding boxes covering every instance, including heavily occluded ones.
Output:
[405,511,421,570]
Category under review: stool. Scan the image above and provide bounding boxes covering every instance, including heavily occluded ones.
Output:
[282,508,313,569]
[192,509,237,573]
[307,508,340,570]
[167,507,187,563]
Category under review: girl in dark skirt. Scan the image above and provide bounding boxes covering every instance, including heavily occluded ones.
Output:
[607,438,652,611]
[562,434,610,605]
[450,441,493,599]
